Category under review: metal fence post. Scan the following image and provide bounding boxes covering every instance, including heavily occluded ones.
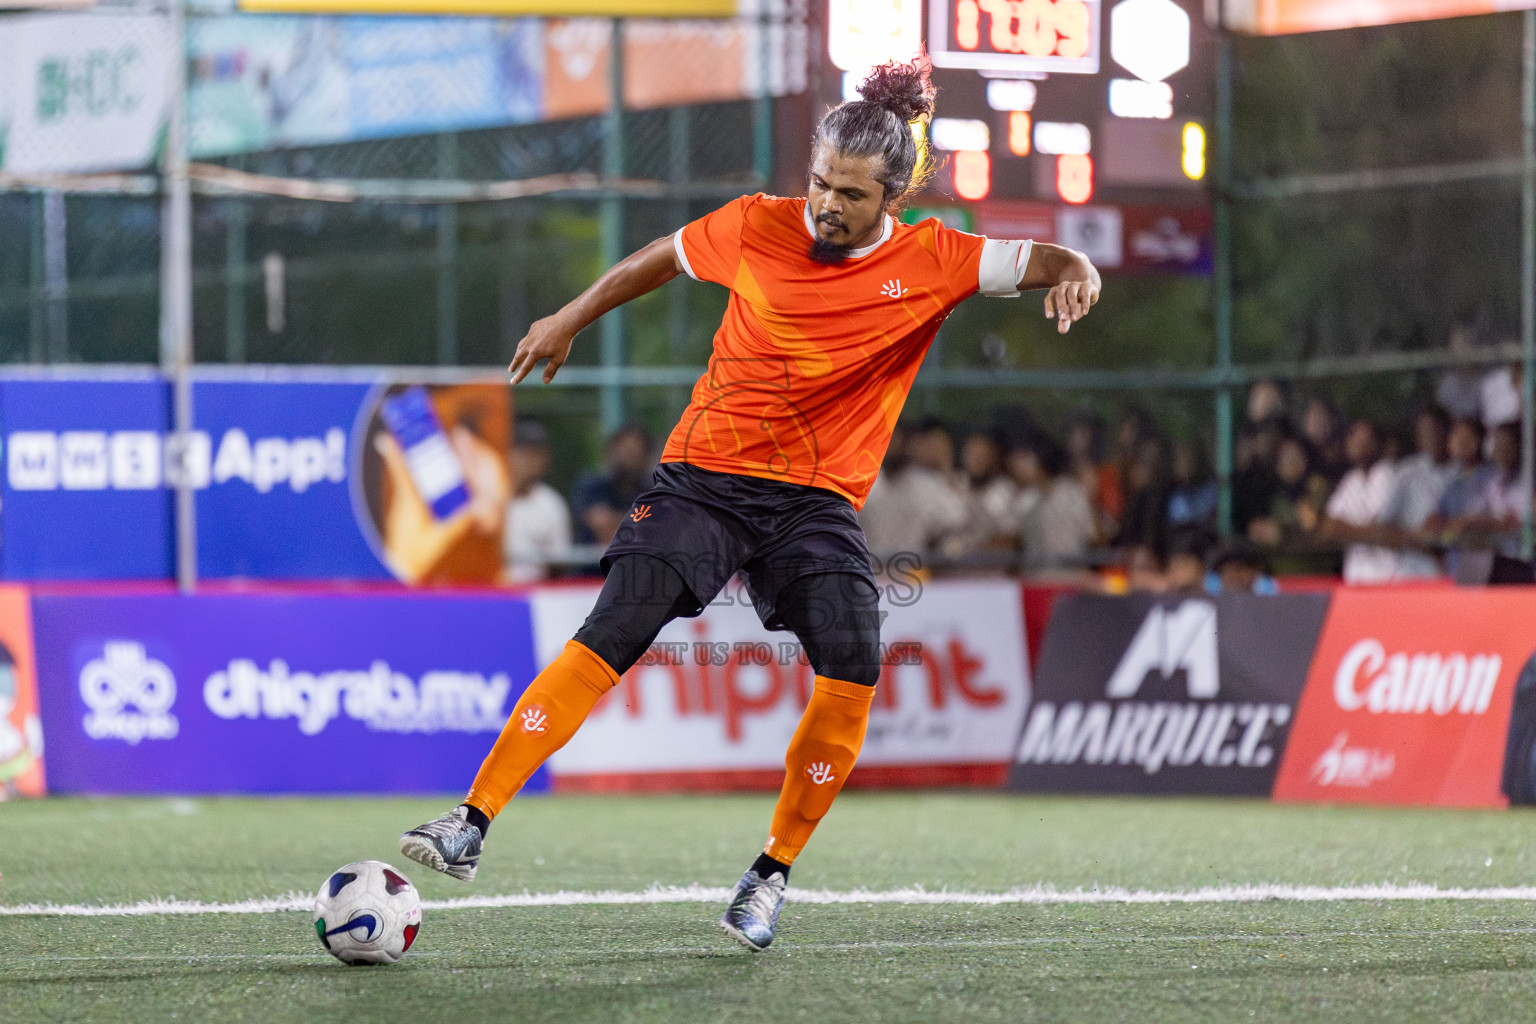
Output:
[599,17,627,436]
[1214,31,1236,537]
[1522,10,1536,557]
[160,0,197,592]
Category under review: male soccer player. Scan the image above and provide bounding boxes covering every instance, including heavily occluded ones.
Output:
[401,54,1101,951]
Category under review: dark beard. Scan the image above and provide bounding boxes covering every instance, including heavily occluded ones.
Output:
[808,236,854,264]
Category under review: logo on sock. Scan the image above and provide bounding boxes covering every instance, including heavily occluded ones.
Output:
[805,761,836,784]
[520,705,550,734]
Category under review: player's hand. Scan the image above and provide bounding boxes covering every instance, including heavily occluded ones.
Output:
[509,316,577,385]
[1044,278,1099,335]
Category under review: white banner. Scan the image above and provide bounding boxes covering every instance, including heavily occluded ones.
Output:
[530,578,1030,785]
[0,12,174,174]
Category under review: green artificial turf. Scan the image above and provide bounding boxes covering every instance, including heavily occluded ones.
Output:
[4,793,1536,1022]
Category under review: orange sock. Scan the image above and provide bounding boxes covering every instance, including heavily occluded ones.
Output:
[464,639,618,818]
[763,676,875,864]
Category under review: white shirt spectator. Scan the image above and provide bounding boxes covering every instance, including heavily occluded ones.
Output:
[860,466,968,556]
[1325,461,1398,583]
[504,482,573,584]
[1477,471,1526,522]
[1019,476,1098,572]
[1378,453,1456,579]
[1481,366,1521,429]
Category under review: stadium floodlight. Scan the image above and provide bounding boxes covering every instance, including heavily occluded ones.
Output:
[1108,78,1174,119]
[986,79,1038,112]
[1033,121,1091,155]
[828,0,923,72]
[1109,0,1189,84]
[931,117,991,152]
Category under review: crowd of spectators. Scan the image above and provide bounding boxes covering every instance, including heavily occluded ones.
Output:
[500,363,1531,588]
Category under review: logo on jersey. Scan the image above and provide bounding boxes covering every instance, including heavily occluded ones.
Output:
[879,279,909,299]
[520,705,550,734]
[805,761,836,784]
[629,504,652,523]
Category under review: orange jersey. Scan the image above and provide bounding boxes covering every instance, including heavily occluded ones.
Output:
[662,193,1031,509]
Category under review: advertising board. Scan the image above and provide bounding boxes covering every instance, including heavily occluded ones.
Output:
[0,372,511,583]
[0,586,45,798]
[0,12,174,175]
[532,579,1031,789]
[31,590,543,794]
[1008,593,1328,795]
[1272,588,1536,807]
[1215,0,1536,35]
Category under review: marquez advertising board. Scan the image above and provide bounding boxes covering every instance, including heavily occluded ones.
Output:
[1272,588,1536,808]
[531,578,1031,789]
[1008,593,1328,795]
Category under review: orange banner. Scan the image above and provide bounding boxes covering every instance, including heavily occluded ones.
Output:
[1273,588,1536,808]
[0,586,44,798]
[1221,0,1536,35]
[543,18,750,120]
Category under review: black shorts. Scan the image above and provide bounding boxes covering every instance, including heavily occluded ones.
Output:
[600,462,876,631]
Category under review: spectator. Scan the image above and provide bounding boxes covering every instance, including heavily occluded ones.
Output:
[570,422,654,546]
[1302,397,1347,483]
[1012,437,1098,572]
[860,421,967,557]
[1461,422,1526,553]
[1114,436,1172,553]
[950,430,1018,555]
[1481,361,1522,434]
[1435,321,1485,422]
[1166,440,1218,532]
[907,417,958,477]
[1066,412,1120,537]
[1427,418,1492,528]
[1319,419,1400,584]
[1376,405,1455,578]
[1248,435,1330,548]
[1164,529,1215,595]
[1208,542,1279,595]
[1231,418,1284,537]
[1246,379,1288,426]
[1108,409,1156,525]
[1122,542,1167,593]
[503,419,573,584]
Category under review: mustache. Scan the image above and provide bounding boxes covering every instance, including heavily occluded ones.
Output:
[816,214,846,228]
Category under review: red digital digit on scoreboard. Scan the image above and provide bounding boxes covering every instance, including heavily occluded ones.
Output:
[930,0,1101,74]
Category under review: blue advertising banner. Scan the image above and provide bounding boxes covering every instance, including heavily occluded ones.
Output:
[0,375,173,580]
[194,379,392,580]
[0,371,512,583]
[32,591,542,794]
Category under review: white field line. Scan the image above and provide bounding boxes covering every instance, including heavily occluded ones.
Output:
[6,883,1536,918]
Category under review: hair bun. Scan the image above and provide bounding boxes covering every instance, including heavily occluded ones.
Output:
[858,52,936,122]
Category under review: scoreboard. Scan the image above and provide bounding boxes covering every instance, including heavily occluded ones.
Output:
[930,0,1101,74]
[826,0,1213,272]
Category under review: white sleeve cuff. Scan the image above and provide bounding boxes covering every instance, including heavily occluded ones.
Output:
[673,228,701,282]
[978,238,1033,297]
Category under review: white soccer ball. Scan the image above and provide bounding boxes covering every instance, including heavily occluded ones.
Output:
[312,860,423,965]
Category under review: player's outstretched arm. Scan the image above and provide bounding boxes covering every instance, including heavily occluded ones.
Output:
[509,234,685,384]
[1018,242,1102,335]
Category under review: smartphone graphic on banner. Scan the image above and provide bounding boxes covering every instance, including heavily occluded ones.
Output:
[380,387,471,520]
